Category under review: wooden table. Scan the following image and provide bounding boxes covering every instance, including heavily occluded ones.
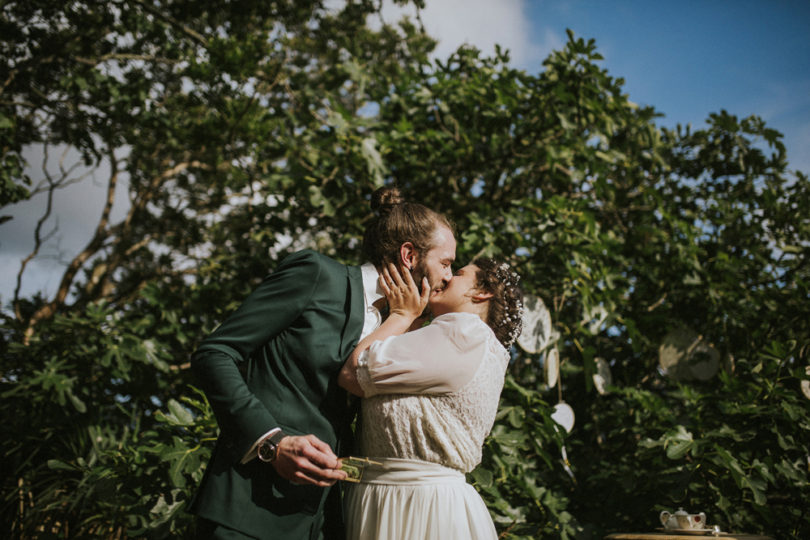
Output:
[605,533,773,540]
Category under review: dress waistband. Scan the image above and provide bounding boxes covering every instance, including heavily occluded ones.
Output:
[357,457,466,485]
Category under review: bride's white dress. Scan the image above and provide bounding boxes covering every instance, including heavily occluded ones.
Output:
[345,312,509,540]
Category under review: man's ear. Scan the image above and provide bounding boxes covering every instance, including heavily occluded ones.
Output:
[471,290,494,303]
[399,242,416,270]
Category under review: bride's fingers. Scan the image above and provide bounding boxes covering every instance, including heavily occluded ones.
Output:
[386,263,408,290]
[420,277,430,305]
[379,268,392,294]
[384,263,399,289]
[399,262,419,292]
[385,266,403,295]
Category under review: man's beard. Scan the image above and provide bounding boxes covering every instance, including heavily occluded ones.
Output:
[409,258,435,317]
[411,257,444,295]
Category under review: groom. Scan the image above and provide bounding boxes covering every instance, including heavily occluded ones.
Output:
[189,186,456,539]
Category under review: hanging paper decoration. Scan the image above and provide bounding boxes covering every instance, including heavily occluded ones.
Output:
[517,294,552,354]
[544,348,560,388]
[593,357,613,395]
[551,402,575,433]
[659,327,720,381]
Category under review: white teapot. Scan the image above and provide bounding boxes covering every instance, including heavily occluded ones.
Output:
[659,507,707,530]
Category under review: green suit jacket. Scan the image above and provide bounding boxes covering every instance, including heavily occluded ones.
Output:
[189,250,365,539]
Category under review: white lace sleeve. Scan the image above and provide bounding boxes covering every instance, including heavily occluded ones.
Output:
[356,313,489,396]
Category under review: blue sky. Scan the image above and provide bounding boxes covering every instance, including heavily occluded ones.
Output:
[2,1,809,302]
[527,1,810,172]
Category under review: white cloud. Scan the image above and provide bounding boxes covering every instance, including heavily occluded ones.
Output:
[785,121,810,176]
[735,78,810,175]
[377,0,554,71]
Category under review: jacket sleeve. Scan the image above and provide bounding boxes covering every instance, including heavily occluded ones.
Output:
[190,250,321,460]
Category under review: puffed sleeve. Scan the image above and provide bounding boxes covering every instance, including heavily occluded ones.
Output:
[356,312,491,397]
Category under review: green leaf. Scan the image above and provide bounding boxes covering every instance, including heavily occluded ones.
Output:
[68,392,87,413]
[47,459,77,471]
[160,399,194,426]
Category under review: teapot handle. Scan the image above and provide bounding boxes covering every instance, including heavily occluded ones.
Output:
[659,511,671,527]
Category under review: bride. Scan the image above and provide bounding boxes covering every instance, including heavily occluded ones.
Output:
[338,258,523,539]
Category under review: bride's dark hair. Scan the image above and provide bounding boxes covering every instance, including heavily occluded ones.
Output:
[471,258,524,349]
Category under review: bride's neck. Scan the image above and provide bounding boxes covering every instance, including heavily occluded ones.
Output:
[452,300,489,323]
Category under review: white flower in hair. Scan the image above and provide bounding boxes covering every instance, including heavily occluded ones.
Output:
[489,261,523,348]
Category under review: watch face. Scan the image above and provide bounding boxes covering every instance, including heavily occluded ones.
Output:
[258,441,277,462]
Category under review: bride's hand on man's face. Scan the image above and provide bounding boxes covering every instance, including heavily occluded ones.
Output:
[380,263,429,320]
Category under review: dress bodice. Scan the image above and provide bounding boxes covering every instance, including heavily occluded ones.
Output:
[355,313,509,472]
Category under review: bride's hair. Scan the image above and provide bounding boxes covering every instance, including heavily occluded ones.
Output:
[472,258,524,349]
[362,185,454,266]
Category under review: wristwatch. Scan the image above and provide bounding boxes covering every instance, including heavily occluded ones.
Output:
[257,430,286,463]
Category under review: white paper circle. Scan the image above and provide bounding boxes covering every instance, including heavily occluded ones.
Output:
[802,366,810,400]
[544,348,559,388]
[517,294,552,354]
[551,402,575,433]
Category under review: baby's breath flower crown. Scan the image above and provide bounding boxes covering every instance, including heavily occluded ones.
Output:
[472,258,524,349]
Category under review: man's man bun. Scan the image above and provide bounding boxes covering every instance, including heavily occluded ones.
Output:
[370,186,405,216]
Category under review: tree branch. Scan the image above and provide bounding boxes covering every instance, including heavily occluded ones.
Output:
[132,0,207,46]
[22,147,120,343]
[73,53,181,66]
[13,145,59,319]
[12,142,94,316]
[0,66,18,96]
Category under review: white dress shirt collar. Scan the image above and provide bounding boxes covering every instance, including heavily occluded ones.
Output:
[360,263,384,339]
[360,262,384,306]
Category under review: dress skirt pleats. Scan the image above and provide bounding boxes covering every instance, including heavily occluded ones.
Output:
[344,458,497,540]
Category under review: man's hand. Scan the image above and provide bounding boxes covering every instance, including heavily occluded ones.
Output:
[271,434,347,486]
